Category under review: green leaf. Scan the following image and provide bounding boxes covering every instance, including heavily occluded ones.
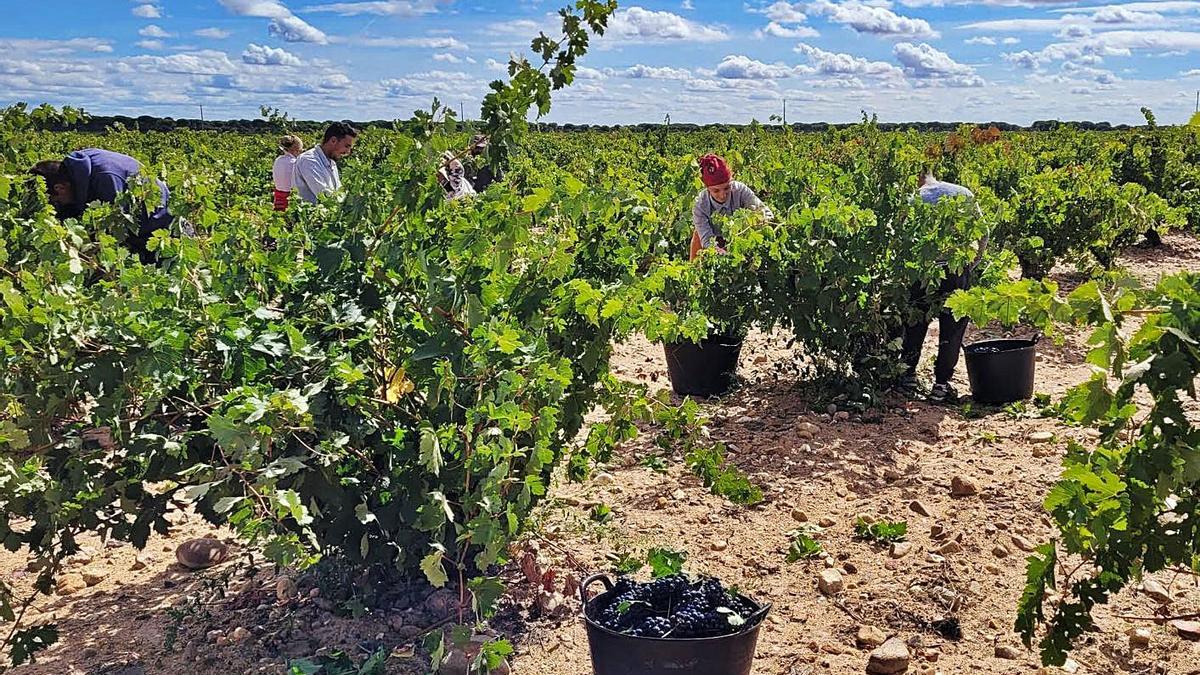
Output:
[421,547,450,588]
[469,576,507,619]
[276,489,313,526]
[420,425,443,476]
[589,503,613,523]
[521,187,552,212]
[1015,542,1057,648]
[647,547,686,577]
[786,530,823,562]
[853,518,908,544]
[8,624,58,666]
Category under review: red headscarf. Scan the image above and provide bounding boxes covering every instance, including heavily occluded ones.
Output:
[698,154,731,187]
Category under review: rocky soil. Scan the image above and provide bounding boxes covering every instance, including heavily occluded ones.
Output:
[3,234,1199,675]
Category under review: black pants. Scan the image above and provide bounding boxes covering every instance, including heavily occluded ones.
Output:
[901,269,971,384]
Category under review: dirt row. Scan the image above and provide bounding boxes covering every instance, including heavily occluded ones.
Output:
[3,234,1198,675]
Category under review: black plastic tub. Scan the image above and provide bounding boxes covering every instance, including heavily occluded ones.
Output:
[663,334,743,397]
[964,337,1037,404]
[581,574,769,675]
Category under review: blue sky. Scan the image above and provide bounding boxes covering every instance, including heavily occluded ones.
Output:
[2,1,1200,124]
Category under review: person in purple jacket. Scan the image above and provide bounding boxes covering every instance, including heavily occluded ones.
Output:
[30,148,186,264]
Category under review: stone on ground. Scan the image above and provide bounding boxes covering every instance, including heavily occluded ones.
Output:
[950,475,978,497]
[818,569,844,596]
[866,637,910,674]
[1139,579,1171,604]
[856,624,888,649]
[175,537,230,570]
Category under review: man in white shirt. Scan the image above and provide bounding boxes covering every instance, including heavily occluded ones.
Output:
[294,122,358,205]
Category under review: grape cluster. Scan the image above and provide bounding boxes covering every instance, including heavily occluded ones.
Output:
[590,574,758,640]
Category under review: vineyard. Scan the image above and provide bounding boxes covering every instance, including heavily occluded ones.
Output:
[3,6,1200,674]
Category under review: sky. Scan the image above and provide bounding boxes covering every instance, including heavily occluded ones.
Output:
[3,1,1200,125]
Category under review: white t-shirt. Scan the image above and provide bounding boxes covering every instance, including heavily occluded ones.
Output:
[273,154,297,192]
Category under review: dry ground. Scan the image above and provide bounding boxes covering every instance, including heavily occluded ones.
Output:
[4,234,1199,675]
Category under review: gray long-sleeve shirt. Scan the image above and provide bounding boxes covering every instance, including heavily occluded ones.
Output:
[692,181,773,248]
[293,146,340,205]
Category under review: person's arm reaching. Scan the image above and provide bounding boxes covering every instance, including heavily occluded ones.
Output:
[735,182,773,220]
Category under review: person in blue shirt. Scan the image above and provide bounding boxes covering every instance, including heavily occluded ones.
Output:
[899,171,988,403]
[30,149,184,264]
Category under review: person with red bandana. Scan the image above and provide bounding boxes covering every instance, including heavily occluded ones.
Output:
[689,153,773,260]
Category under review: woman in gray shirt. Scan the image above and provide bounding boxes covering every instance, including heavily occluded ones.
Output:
[690,154,773,258]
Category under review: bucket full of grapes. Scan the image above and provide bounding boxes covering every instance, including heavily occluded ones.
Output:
[580,573,770,675]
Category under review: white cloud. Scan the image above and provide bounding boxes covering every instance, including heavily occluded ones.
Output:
[903,0,1132,6]
[0,37,113,54]
[132,4,162,18]
[793,42,905,79]
[611,64,694,80]
[809,0,939,39]
[758,21,821,38]
[136,40,167,50]
[965,36,996,46]
[301,0,439,16]
[121,50,240,75]
[486,18,544,35]
[380,70,480,98]
[1057,25,1092,39]
[1184,68,1200,77]
[605,7,729,43]
[139,24,174,38]
[965,8,1174,34]
[1092,7,1164,24]
[322,72,352,88]
[576,66,607,79]
[893,42,984,86]
[343,36,468,49]
[681,0,695,8]
[195,27,233,39]
[751,1,808,23]
[1051,2,1200,16]
[242,43,303,66]
[218,0,329,43]
[1006,30,1200,70]
[685,77,781,93]
[268,16,325,42]
[714,54,797,79]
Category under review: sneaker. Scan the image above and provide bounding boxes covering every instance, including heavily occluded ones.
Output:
[896,375,922,394]
[929,382,959,403]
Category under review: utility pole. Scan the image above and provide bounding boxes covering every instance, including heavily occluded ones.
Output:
[1195,90,1198,113]
[199,104,205,121]
[460,101,465,122]
[783,98,787,127]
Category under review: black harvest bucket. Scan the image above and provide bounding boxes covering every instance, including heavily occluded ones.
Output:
[663,334,743,397]
[581,574,769,675]
[964,337,1038,404]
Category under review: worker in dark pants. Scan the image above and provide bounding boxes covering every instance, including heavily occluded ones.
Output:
[898,171,987,403]
[30,148,189,264]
